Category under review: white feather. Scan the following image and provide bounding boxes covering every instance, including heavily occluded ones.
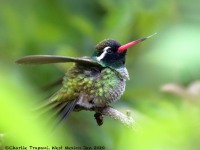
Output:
[96,46,111,61]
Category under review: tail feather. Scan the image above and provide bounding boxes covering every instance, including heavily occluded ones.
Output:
[35,100,59,114]
[52,99,78,128]
[34,90,81,130]
[35,99,78,129]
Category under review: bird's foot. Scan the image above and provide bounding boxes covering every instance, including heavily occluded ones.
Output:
[94,112,104,126]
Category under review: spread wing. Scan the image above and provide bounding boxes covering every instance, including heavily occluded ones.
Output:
[16,55,102,67]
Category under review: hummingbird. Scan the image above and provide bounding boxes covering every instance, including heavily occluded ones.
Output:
[16,33,156,126]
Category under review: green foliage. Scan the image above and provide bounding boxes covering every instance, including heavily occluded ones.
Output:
[1,0,200,149]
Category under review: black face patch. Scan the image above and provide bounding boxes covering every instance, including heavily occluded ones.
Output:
[101,50,126,66]
[95,39,121,56]
[93,39,127,68]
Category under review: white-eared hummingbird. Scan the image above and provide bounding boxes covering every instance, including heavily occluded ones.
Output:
[16,33,156,126]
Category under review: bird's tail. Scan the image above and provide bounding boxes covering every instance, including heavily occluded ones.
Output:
[35,93,78,129]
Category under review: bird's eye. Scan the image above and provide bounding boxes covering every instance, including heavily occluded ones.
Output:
[107,49,113,54]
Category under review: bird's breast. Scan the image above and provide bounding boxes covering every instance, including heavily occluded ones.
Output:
[87,67,127,106]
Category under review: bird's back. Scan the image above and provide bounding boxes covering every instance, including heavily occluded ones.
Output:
[50,64,127,109]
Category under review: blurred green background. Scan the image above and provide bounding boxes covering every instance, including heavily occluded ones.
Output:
[1,0,200,149]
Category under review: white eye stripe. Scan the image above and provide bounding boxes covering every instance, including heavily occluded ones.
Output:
[103,46,111,51]
[96,46,111,61]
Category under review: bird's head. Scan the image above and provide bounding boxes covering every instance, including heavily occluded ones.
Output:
[92,33,156,69]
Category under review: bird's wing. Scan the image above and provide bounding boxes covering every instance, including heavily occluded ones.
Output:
[16,55,102,67]
[41,77,63,91]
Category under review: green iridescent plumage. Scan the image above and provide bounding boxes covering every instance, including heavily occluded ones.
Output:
[50,64,126,107]
[16,34,154,126]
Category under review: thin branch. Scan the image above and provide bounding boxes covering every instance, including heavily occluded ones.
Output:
[74,106,135,128]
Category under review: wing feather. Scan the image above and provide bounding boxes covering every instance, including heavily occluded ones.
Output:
[16,55,101,67]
